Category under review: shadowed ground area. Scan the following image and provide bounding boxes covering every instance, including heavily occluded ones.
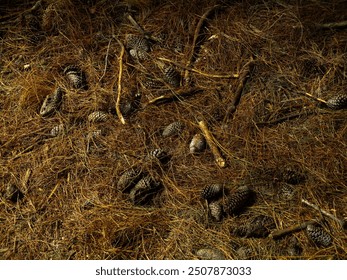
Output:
[0,0,346,259]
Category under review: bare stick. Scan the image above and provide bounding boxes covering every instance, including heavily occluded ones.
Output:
[302,92,327,105]
[146,87,202,106]
[115,40,126,125]
[157,57,238,79]
[223,59,254,122]
[269,220,319,239]
[198,120,225,168]
[316,20,347,29]
[302,198,347,229]
[184,5,220,84]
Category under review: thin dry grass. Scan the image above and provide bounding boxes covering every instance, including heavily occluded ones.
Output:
[0,0,346,260]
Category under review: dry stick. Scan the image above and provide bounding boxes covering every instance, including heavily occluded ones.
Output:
[115,40,126,125]
[269,220,319,239]
[184,5,220,84]
[99,37,113,82]
[302,92,328,105]
[198,120,226,168]
[316,20,347,29]
[157,57,239,79]
[302,198,347,229]
[146,87,202,106]
[223,59,254,122]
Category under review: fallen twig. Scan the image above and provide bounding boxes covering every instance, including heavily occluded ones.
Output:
[302,198,347,229]
[198,120,225,168]
[157,57,238,79]
[269,220,320,239]
[223,58,254,122]
[316,20,347,29]
[184,5,220,84]
[114,39,126,125]
[146,87,202,106]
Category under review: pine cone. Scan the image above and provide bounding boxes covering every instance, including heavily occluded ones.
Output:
[129,176,162,205]
[201,183,223,201]
[40,87,63,117]
[162,121,183,137]
[50,124,65,137]
[162,64,181,87]
[189,133,206,154]
[226,186,252,215]
[87,111,110,122]
[125,34,150,52]
[281,166,305,185]
[326,94,347,110]
[147,148,170,164]
[208,201,223,222]
[306,224,332,247]
[196,248,225,260]
[117,168,144,193]
[63,65,87,89]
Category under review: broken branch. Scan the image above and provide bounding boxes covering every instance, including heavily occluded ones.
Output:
[198,120,225,168]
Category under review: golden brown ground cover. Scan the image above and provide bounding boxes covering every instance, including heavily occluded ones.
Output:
[0,0,346,259]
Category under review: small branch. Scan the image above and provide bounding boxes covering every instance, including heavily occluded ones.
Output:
[126,13,146,34]
[316,20,347,29]
[115,40,126,125]
[269,220,319,239]
[198,120,225,168]
[302,199,347,229]
[157,57,238,79]
[145,88,202,106]
[184,5,220,84]
[223,58,254,122]
[302,92,327,105]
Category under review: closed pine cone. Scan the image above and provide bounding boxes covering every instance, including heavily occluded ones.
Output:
[162,121,183,137]
[201,183,223,202]
[326,94,347,110]
[129,176,162,205]
[189,133,206,154]
[117,168,144,193]
[225,185,252,215]
[306,224,332,247]
[208,201,223,222]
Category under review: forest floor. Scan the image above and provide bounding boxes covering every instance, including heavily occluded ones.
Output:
[0,0,346,259]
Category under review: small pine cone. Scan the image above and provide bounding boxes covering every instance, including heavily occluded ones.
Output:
[189,133,206,154]
[87,129,105,139]
[147,148,170,164]
[87,111,110,122]
[201,183,223,201]
[129,48,149,61]
[326,94,347,110]
[40,87,64,117]
[281,166,305,185]
[279,183,296,201]
[129,176,162,205]
[306,224,332,247]
[125,34,150,52]
[50,124,65,137]
[120,93,141,117]
[196,248,225,260]
[142,76,163,89]
[162,121,183,137]
[236,246,253,260]
[5,184,24,202]
[287,236,303,256]
[117,168,144,193]
[63,65,87,89]
[226,186,252,215]
[208,201,223,222]
[162,65,181,87]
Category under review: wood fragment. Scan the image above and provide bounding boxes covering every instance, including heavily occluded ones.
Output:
[158,57,238,79]
[270,220,319,239]
[302,92,328,105]
[198,120,225,168]
[302,199,347,229]
[115,39,126,124]
[184,5,220,84]
[146,87,202,106]
[223,59,254,122]
[316,20,347,29]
